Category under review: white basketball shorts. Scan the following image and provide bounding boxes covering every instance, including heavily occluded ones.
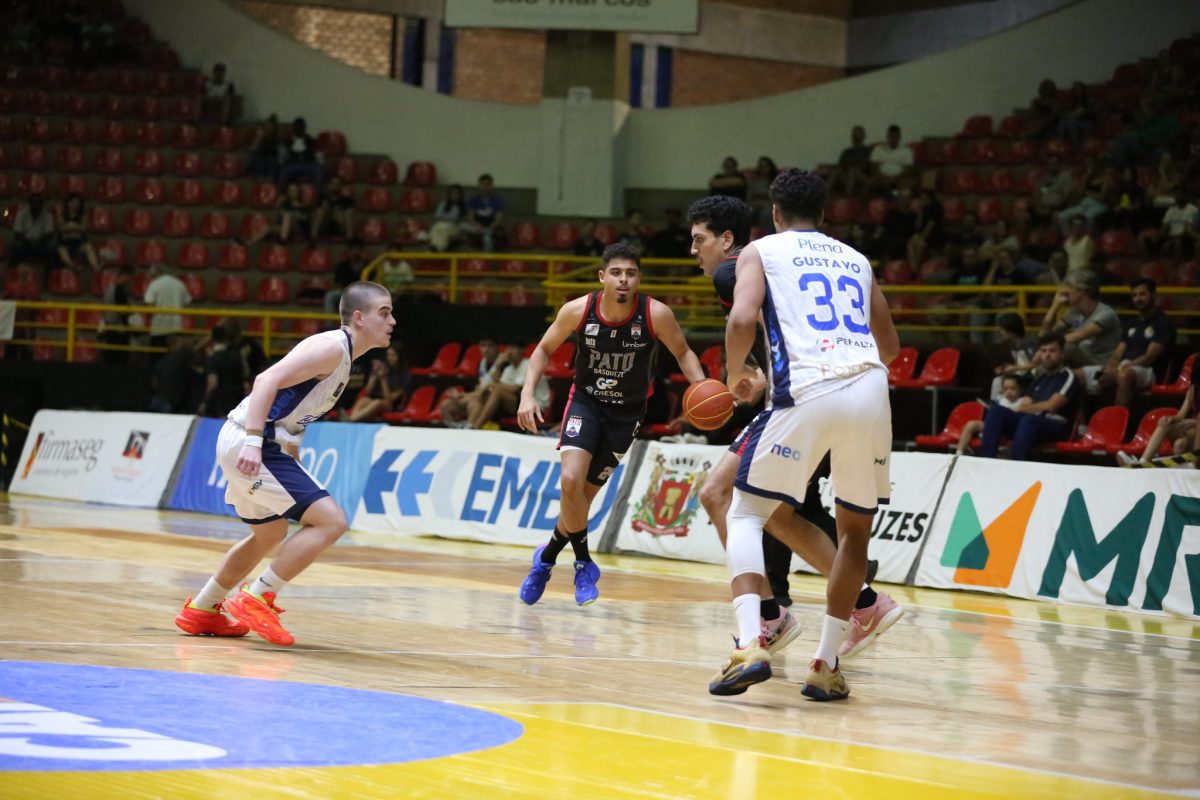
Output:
[216,420,329,524]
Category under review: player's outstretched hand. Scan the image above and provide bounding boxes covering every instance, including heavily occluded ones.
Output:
[237,444,263,477]
[517,395,543,434]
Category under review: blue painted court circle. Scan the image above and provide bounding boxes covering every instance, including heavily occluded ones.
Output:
[0,661,523,771]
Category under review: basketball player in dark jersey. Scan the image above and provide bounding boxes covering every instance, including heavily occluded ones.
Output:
[516,242,707,606]
[687,195,901,667]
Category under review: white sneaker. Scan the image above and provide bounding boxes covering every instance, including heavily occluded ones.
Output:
[1115,451,1138,467]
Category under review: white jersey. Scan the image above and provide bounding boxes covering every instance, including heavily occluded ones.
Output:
[228,328,353,443]
[754,229,886,407]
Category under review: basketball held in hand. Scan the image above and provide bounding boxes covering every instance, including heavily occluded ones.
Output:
[682,379,734,431]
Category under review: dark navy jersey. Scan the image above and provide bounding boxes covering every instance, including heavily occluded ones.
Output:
[711,249,767,370]
[573,291,657,409]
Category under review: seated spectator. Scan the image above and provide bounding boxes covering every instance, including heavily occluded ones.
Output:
[11,193,57,271]
[1059,156,1108,234]
[745,156,778,229]
[198,324,245,418]
[99,265,134,364]
[1035,155,1076,215]
[143,263,192,352]
[957,374,1026,454]
[1027,78,1061,139]
[708,157,748,201]
[348,344,410,422]
[1146,152,1183,211]
[277,117,323,189]
[149,338,207,414]
[1157,195,1198,259]
[573,219,605,258]
[648,208,691,259]
[54,193,100,275]
[324,238,368,315]
[202,62,236,124]
[1040,269,1121,370]
[970,249,1030,343]
[245,115,281,180]
[312,176,354,240]
[1095,278,1175,407]
[990,312,1041,395]
[906,189,944,268]
[1106,95,1180,169]
[440,339,501,425]
[977,333,1079,459]
[377,255,414,293]
[1057,81,1096,151]
[978,220,1022,266]
[463,344,550,430]
[245,182,310,245]
[463,174,506,252]
[222,318,264,385]
[429,184,466,252]
[1105,167,1145,232]
[1061,216,1095,272]
[618,209,650,256]
[1116,383,1199,465]
[868,188,916,260]
[943,213,984,254]
[869,125,913,192]
[831,125,871,197]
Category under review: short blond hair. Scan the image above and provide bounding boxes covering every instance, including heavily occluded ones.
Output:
[339,281,390,324]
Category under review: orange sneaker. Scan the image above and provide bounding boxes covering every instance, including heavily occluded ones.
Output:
[174,598,249,637]
[225,586,295,646]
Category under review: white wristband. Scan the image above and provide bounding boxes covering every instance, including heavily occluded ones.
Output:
[243,435,263,449]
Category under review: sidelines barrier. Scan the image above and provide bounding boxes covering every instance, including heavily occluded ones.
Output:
[10,410,1199,619]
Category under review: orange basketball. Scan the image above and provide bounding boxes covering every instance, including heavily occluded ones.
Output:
[682,379,734,431]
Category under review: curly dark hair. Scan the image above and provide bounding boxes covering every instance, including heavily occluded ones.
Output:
[602,242,641,268]
[768,168,827,223]
[686,195,752,246]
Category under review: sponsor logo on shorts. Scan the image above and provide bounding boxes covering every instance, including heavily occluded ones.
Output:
[248,478,263,494]
[565,416,583,438]
[874,457,888,466]
[769,443,803,461]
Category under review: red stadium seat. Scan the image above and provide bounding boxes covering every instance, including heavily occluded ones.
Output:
[97,94,126,118]
[94,176,127,204]
[215,275,249,303]
[58,118,88,145]
[297,247,332,273]
[95,239,127,266]
[17,174,47,196]
[64,93,93,117]
[150,71,178,96]
[161,209,193,238]
[928,140,962,165]
[826,197,859,225]
[174,151,204,177]
[393,219,428,246]
[135,121,164,147]
[546,342,577,378]
[453,344,483,378]
[249,182,279,209]
[181,273,208,302]
[368,159,398,185]
[172,179,204,206]
[91,268,118,297]
[1000,140,1037,166]
[915,401,985,449]
[882,260,913,284]
[981,169,1013,194]
[461,259,489,274]
[1150,353,1197,396]
[256,277,291,305]
[510,222,540,249]
[960,115,993,138]
[1139,261,1169,285]
[56,146,86,173]
[459,286,491,305]
[976,198,1005,224]
[25,116,53,142]
[171,96,200,122]
[176,242,210,270]
[1100,229,1135,257]
[887,347,919,385]
[594,223,619,245]
[996,115,1025,139]
[1174,261,1199,286]
[18,145,48,170]
[860,197,890,225]
[133,149,165,176]
[317,131,347,156]
[5,265,41,300]
[200,211,232,239]
[210,153,242,179]
[296,277,330,306]
[398,189,432,214]
[210,126,238,151]
[1056,406,1130,454]
[134,178,166,205]
[1111,408,1178,456]
[941,169,979,195]
[961,140,997,165]
[218,243,250,271]
[123,209,154,236]
[292,318,323,337]
[331,157,358,183]
[172,124,201,149]
[257,244,292,272]
[384,385,438,425]
[894,347,960,388]
[404,161,436,187]
[211,180,244,208]
[95,147,125,174]
[238,213,270,242]
[359,187,392,213]
[359,217,387,244]
[135,239,168,268]
[547,223,580,250]
[411,342,462,377]
[47,267,82,297]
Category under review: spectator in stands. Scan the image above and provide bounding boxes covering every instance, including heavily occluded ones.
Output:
[277,117,323,189]
[224,319,265,385]
[199,324,246,418]
[1061,216,1095,272]
[831,125,871,196]
[347,344,410,422]
[957,374,1026,454]
[944,213,984,254]
[245,182,310,246]
[463,174,506,252]
[99,265,134,364]
[868,188,916,260]
[1041,269,1121,371]
[10,194,56,272]
[440,338,501,426]
[648,208,692,259]
[978,219,1021,265]
[618,209,650,256]
[463,344,550,430]
[1147,152,1184,211]
[1035,155,1075,215]
[1157,194,1199,259]
[1059,156,1108,234]
[970,249,1030,343]
[991,312,1041,391]
[1094,278,1175,408]
[143,263,192,352]
[245,115,281,180]
[977,333,1079,460]
[377,254,414,294]
[202,62,236,124]
[1027,78,1061,140]
[745,156,778,229]
[312,176,354,240]
[429,184,466,252]
[149,339,207,414]
[906,189,944,268]
[1057,81,1096,152]
[869,125,913,192]
[1106,95,1180,169]
[54,193,100,275]
[1104,167,1145,232]
[1116,384,1199,466]
[708,157,748,201]
[324,239,368,316]
[573,219,606,258]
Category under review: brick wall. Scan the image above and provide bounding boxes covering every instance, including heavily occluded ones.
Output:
[453,30,546,105]
[233,0,395,78]
[671,50,844,107]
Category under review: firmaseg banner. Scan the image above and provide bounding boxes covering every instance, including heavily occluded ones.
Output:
[917,457,1200,620]
[12,410,194,506]
[351,428,625,546]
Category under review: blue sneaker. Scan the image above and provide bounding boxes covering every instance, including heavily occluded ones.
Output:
[519,546,554,605]
[573,560,601,605]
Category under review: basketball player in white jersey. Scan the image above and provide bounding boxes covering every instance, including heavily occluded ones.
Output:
[174,281,395,646]
[710,169,899,700]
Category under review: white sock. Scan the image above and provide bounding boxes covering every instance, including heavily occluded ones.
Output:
[191,578,232,611]
[249,566,288,598]
[733,593,762,649]
[814,614,851,667]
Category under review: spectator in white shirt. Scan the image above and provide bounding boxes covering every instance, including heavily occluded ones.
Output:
[465,344,550,430]
[202,62,235,124]
[143,263,192,351]
[869,125,913,191]
[1159,195,1199,259]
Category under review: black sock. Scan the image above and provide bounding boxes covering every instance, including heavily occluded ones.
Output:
[541,529,570,564]
[760,598,781,622]
[855,585,878,610]
[567,529,591,562]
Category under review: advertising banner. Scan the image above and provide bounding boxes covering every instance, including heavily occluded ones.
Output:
[12,410,193,506]
[445,0,699,35]
[351,428,625,545]
[168,420,383,521]
[917,458,1200,619]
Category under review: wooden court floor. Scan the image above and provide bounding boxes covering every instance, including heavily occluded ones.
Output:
[1,494,1198,799]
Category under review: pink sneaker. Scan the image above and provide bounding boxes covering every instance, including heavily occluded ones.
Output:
[838,591,904,660]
